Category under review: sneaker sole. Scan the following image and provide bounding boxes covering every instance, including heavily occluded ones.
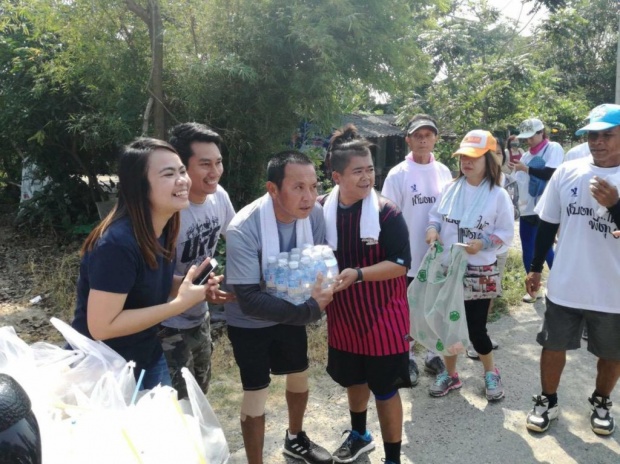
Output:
[331,441,376,463]
[424,365,441,375]
[429,382,462,397]
[486,391,505,402]
[592,425,615,436]
[526,419,555,433]
[283,448,334,464]
[466,351,480,360]
[526,411,559,433]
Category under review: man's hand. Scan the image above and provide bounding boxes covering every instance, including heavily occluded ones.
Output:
[206,286,236,305]
[311,273,335,311]
[590,176,619,208]
[525,272,542,298]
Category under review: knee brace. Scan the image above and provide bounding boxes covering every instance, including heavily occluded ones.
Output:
[285,370,308,394]
[240,387,269,419]
[374,390,397,401]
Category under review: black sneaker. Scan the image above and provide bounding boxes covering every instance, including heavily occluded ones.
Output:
[408,358,419,386]
[526,395,559,433]
[589,395,615,436]
[332,430,375,463]
[424,355,446,375]
[283,430,333,464]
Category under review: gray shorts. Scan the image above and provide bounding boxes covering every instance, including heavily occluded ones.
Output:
[536,297,620,360]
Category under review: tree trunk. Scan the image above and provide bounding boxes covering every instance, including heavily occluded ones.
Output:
[125,0,166,138]
[149,0,165,139]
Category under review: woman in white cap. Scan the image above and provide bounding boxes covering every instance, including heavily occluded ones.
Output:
[509,118,564,302]
[426,130,514,401]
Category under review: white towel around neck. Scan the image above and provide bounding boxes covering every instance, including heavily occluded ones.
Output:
[437,177,491,229]
[323,185,381,250]
[258,193,314,270]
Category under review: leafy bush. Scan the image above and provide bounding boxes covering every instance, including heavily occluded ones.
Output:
[14,175,99,240]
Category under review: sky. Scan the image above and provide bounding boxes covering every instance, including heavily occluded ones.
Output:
[490,0,549,34]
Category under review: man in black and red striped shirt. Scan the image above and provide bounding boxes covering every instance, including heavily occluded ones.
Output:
[320,125,411,464]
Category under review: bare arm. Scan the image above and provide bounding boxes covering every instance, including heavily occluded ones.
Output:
[335,260,406,292]
[87,264,214,340]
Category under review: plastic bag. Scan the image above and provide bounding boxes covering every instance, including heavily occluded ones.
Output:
[50,317,128,403]
[408,243,469,356]
[182,367,230,464]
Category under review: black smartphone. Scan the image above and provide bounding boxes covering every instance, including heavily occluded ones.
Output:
[192,258,218,285]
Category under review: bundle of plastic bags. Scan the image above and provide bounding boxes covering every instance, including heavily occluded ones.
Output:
[408,243,469,356]
[0,318,229,464]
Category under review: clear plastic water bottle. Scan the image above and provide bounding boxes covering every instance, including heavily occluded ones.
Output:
[312,250,327,284]
[322,249,339,287]
[287,261,303,304]
[264,256,278,295]
[300,256,313,300]
[275,259,289,299]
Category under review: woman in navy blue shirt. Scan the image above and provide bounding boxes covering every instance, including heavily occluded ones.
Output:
[72,138,217,389]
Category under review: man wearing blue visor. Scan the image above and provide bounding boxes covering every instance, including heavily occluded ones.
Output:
[524,104,620,436]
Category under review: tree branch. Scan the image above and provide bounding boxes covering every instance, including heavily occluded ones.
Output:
[124,0,149,24]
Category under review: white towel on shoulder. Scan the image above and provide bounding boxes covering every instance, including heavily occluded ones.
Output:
[437,177,491,229]
[323,186,381,250]
[259,193,313,270]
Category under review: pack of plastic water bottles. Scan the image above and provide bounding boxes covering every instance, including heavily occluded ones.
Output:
[263,244,339,304]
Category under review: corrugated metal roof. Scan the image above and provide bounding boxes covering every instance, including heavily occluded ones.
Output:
[340,114,403,138]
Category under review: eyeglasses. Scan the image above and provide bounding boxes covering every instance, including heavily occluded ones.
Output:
[587,131,620,142]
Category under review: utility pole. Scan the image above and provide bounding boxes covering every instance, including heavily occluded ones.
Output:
[616,12,620,104]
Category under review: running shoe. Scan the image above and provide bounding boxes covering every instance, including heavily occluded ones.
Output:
[283,431,333,464]
[424,355,446,375]
[526,395,559,432]
[485,368,504,401]
[429,372,462,397]
[589,395,615,436]
[332,430,375,463]
[408,358,419,387]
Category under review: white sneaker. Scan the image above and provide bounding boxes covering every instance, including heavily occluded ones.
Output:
[522,291,543,303]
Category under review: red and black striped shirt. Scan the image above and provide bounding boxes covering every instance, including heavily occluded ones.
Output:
[319,194,411,356]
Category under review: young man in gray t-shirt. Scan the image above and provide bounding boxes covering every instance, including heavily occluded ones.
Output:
[159,123,235,399]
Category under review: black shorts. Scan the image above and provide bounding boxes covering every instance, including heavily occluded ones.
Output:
[227,324,308,391]
[327,347,411,396]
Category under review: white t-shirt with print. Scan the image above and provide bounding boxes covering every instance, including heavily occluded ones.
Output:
[515,141,564,216]
[429,182,515,267]
[535,158,620,313]
[382,155,453,276]
[162,185,235,329]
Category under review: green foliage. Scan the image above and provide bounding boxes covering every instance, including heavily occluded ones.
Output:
[14,176,99,239]
[533,0,618,106]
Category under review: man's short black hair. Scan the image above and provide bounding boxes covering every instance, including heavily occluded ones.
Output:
[169,122,222,167]
[267,150,313,190]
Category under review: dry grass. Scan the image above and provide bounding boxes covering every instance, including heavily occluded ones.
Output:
[29,246,81,324]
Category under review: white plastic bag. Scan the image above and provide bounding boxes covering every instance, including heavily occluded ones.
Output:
[182,367,230,464]
[50,317,128,403]
[408,243,469,356]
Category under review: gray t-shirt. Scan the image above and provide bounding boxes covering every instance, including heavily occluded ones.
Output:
[225,199,326,328]
[162,185,235,329]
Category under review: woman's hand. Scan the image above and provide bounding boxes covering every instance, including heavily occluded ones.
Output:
[333,268,357,293]
[175,262,215,309]
[425,228,441,245]
[463,239,483,255]
[509,161,527,173]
